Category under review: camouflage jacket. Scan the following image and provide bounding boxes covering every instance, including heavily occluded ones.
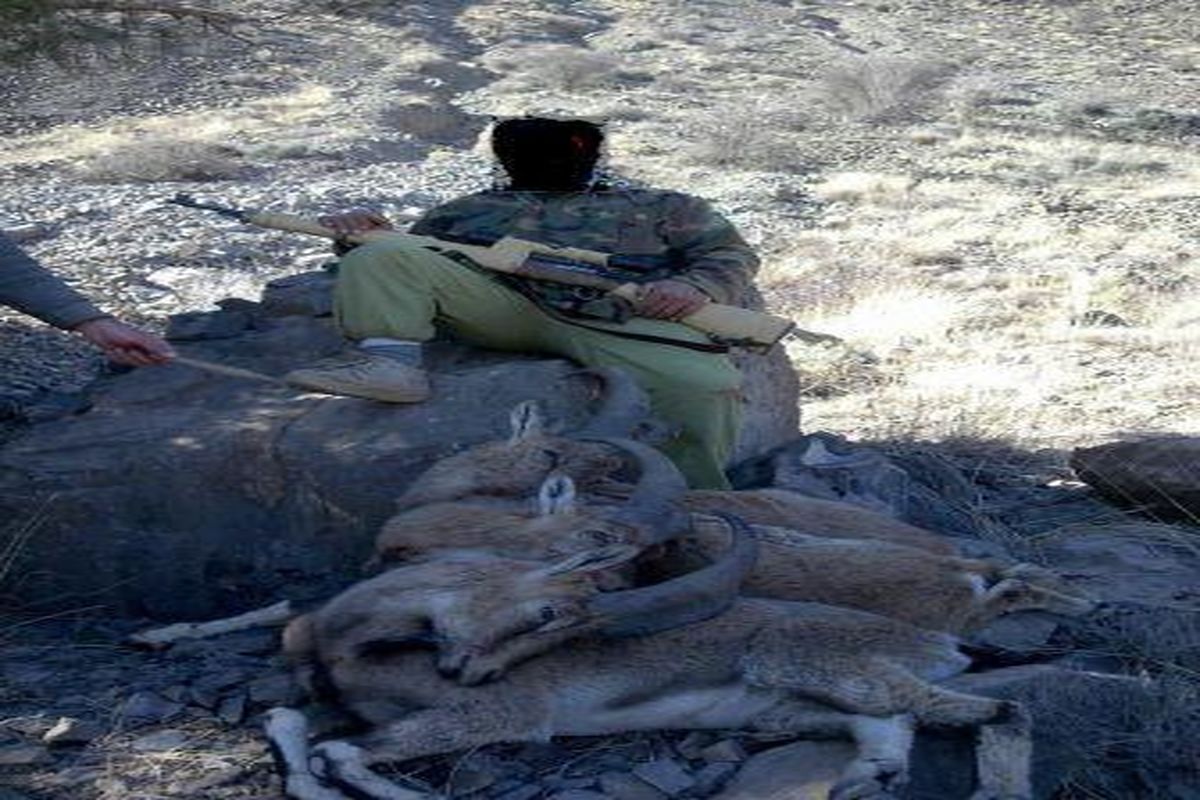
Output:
[408,188,759,317]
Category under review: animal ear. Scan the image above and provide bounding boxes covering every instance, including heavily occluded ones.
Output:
[540,545,642,576]
[508,401,545,443]
[537,474,577,516]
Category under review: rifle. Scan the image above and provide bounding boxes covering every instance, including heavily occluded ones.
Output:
[169,194,821,352]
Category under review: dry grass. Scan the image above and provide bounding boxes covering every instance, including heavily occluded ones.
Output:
[687,102,808,171]
[483,44,636,91]
[814,56,952,123]
[78,137,246,183]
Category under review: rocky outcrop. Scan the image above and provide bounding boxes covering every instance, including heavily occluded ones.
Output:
[1071,436,1200,520]
[0,277,800,617]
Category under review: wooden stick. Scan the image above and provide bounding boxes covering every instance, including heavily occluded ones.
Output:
[173,355,289,386]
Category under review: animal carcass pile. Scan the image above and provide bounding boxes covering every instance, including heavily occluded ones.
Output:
[138,370,1096,800]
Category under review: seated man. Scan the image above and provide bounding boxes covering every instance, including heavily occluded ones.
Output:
[287,117,759,489]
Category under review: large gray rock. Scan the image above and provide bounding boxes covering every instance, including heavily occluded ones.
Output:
[714,740,855,800]
[1071,436,1200,520]
[908,665,1183,800]
[0,286,799,617]
[1036,522,1200,609]
[0,314,598,617]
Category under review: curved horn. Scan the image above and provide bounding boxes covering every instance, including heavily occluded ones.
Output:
[586,512,757,637]
[575,435,689,544]
[573,367,653,437]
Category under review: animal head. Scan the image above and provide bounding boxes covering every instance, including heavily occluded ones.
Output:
[395,368,656,509]
[377,438,691,569]
[986,563,1098,618]
[319,513,756,689]
[432,511,758,686]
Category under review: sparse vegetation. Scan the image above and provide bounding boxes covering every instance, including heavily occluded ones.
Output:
[78,137,246,182]
[0,0,247,62]
[688,104,808,171]
[815,56,952,123]
[484,44,631,91]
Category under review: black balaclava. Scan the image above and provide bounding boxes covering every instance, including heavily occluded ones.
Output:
[492,117,604,191]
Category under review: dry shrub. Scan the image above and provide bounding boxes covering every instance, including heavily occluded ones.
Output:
[79,137,245,183]
[376,103,482,145]
[811,171,916,204]
[1048,607,1200,798]
[789,341,888,399]
[816,56,952,123]
[484,45,631,90]
[688,103,808,171]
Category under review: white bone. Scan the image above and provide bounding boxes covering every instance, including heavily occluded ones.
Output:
[128,600,293,648]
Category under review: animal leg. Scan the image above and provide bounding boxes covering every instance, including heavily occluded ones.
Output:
[263,707,354,800]
[830,714,915,800]
[312,706,516,797]
[312,741,430,800]
[745,700,910,799]
[971,702,1033,800]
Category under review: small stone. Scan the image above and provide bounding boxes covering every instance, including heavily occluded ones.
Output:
[493,784,541,800]
[191,667,252,693]
[166,310,252,341]
[0,743,52,765]
[673,731,714,761]
[699,739,747,763]
[131,729,189,752]
[189,684,221,710]
[247,673,301,706]
[545,776,599,791]
[45,765,103,788]
[161,684,190,703]
[119,691,184,726]
[598,772,668,800]
[217,691,248,725]
[448,764,500,796]
[548,792,607,800]
[42,717,103,746]
[631,759,696,796]
[693,762,738,794]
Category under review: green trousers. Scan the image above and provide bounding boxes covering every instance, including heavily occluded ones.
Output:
[333,239,742,489]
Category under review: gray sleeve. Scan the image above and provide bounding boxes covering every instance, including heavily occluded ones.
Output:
[0,232,107,329]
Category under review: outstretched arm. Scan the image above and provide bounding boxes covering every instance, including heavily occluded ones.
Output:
[0,232,174,366]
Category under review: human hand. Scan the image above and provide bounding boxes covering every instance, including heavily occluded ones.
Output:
[73,317,176,367]
[636,280,710,320]
[317,209,394,236]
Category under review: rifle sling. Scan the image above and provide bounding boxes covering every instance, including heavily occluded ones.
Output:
[500,270,731,354]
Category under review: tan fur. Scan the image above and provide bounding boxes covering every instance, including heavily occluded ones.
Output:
[373,499,1093,637]
[395,437,622,510]
[682,488,956,554]
[676,521,1095,634]
[281,555,1031,800]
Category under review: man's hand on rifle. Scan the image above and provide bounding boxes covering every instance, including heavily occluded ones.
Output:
[637,280,710,320]
[318,210,394,236]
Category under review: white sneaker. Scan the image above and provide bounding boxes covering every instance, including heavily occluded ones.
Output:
[285,355,431,403]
